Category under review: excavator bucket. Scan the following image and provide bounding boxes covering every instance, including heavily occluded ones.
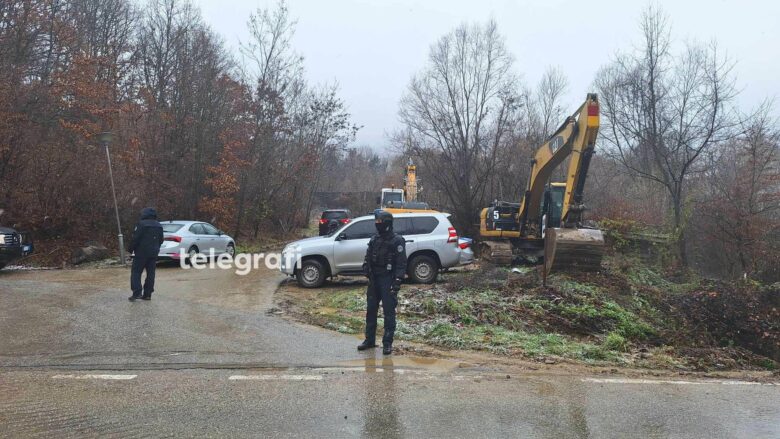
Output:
[544,228,604,275]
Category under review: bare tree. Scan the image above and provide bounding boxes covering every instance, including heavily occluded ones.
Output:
[594,5,737,266]
[219,1,358,236]
[240,0,303,95]
[232,0,305,235]
[137,0,197,106]
[696,103,780,278]
[536,66,569,139]
[398,19,520,235]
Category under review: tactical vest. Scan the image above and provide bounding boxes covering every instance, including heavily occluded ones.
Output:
[369,235,398,275]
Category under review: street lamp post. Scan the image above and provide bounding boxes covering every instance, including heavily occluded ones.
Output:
[100,132,126,265]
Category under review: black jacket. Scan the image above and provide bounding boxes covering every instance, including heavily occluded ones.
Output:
[129,208,164,257]
[363,230,407,279]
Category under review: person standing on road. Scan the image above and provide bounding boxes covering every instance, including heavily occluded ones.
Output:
[358,210,406,355]
[128,207,164,302]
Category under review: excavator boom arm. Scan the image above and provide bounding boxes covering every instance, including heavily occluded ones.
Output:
[518,93,599,231]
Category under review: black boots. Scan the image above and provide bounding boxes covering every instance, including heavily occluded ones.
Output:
[141,295,151,301]
[128,295,141,302]
[357,340,377,351]
[357,341,392,354]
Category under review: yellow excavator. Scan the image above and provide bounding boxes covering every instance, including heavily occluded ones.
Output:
[479,93,604,274]
[385,158,438,214]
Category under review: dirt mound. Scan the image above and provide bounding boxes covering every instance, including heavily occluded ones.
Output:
[436,260,779,369]
[672,282,780,362]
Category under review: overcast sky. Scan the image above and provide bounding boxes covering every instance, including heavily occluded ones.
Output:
[193,0,779,150]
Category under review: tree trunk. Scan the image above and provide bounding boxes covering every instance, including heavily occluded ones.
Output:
[672,196,688,268]
[233,173,248,238]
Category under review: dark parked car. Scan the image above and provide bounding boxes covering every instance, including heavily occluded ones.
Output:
[318,209,352,236]
[0,226,33,270]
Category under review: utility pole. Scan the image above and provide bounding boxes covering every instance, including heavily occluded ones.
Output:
[100,132,126,265]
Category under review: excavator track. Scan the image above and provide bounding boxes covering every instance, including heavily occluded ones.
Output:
[544,228,605,275]
[479,241,513,265]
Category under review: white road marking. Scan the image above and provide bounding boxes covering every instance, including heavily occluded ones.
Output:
[582,378,777,386]
[51,374,137,380]
[229,374,323,381]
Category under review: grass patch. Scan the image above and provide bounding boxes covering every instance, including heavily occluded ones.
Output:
[603,331,629,352]
[411,322,626,363]
[399,274,656,360]
[322,314,364,334]
[236,243,262,254]
[549,297,655,341]
[421,298,437,315]
[325,288,365,312]
[601,301,655,340]
[557,279,603,296]
[444,299,475,324]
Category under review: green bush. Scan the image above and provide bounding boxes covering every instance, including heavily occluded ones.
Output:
[602,301,655,340]
[603,331,629,352]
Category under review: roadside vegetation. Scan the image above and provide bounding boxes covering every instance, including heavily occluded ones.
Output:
[278,233,780,371]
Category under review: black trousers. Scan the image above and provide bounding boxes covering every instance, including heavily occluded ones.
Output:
[364,273,397,346]
[131,255,157,298]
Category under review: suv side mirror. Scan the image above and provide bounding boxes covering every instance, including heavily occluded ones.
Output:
[375,196,381,205]
[217,229,223,236]
[337,233,347,241]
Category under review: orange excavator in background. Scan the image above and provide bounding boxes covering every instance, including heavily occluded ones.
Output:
[384,158,437,214]
[479,93,604,275]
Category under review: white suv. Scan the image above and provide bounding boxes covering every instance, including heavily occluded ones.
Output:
[281,212,465,288]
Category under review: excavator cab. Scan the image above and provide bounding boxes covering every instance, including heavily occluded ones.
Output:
[540,183,566,231]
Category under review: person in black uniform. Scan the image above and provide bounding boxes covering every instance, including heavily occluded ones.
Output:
[358,210,407,355]
[128,207,164,302]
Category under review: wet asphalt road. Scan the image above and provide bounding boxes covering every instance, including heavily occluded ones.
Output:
[1,264,779,438]
[0,263,359,369]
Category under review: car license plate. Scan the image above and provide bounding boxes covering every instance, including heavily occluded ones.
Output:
[22,245,31,252]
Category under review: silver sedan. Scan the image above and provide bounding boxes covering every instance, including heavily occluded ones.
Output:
[157,221,236,262]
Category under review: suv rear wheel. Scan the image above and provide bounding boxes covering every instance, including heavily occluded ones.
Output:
[408,254,438,284]
[297,259,327,288]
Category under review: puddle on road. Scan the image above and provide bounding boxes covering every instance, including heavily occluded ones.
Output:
[338,356,468,373]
